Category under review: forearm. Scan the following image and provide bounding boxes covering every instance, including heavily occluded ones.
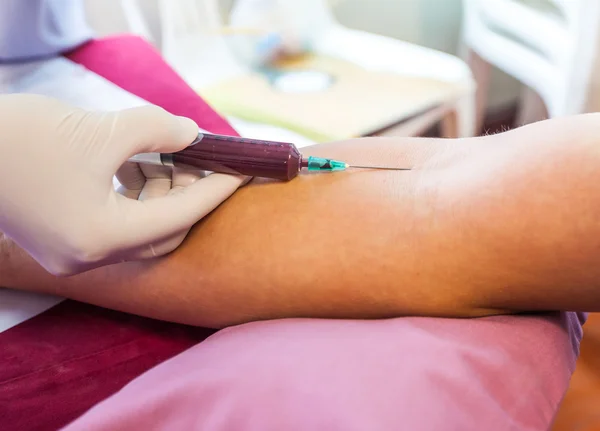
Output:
[3,117,600,327]
[0,135,471,323]
[436,114,600,312]
[2,136,482,326]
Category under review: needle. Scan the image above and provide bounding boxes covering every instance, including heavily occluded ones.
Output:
[348,164,411,171]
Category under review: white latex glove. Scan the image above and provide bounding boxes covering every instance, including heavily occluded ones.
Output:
[0,94,245,275]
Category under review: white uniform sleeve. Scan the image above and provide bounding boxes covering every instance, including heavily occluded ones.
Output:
[0,0,93,61]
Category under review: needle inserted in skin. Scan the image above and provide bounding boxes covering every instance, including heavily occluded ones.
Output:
[347,164,412,171]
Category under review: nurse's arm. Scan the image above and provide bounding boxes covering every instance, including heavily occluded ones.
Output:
[2,115,600,328]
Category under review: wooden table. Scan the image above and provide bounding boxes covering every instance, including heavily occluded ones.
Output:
[201,53,472,142]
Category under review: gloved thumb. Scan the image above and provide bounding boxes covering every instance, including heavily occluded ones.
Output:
[110,105,199,161]
[109,172,245,257]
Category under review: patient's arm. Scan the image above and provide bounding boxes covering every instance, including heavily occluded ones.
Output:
[2,114,600,328]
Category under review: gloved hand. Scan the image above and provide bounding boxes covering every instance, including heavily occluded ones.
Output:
[0,94,246,276]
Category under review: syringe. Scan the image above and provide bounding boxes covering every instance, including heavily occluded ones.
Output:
[129,133,411,181]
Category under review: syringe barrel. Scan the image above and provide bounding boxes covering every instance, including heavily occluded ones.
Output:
[169,133,303,181]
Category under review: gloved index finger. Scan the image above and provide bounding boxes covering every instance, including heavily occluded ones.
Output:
[108,105,198,164]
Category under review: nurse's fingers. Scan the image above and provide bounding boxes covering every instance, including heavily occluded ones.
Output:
[121,167,205,261]
[137,164,173,201]
[115,162,146,200]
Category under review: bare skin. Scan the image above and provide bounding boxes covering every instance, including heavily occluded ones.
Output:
[2,114,599,328]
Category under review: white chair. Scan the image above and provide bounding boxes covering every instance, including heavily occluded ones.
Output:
[122,0,476,137]
[462,0,600,128]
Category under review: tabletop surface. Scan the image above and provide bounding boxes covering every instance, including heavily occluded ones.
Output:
[202,53,466,142]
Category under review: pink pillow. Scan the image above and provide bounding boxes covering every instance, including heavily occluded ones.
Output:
[62,312,584,430]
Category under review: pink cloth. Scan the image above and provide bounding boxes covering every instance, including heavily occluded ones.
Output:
[65,35,238,136]
[63,312,584,430]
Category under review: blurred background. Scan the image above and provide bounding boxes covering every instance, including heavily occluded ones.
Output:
[86,0,524,140]
[83,0,520,126]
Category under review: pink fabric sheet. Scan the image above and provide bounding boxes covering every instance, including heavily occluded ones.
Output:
[65,34,238,137]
